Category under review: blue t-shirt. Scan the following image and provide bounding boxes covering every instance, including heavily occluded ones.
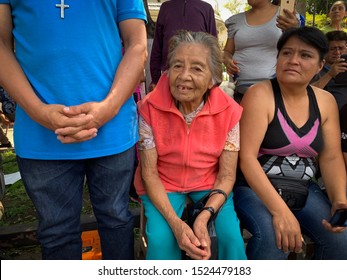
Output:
[0,0,146,159]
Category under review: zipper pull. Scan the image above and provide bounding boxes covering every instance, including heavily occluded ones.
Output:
[278,188,282,196]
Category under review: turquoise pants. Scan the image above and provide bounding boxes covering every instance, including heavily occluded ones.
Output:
[141,191,247,260]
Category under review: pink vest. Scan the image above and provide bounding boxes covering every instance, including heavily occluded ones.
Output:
[134,74,242,195]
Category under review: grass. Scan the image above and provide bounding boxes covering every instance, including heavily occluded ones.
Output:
[0,150,36,226]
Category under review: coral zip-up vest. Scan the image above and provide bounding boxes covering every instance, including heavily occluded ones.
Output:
[134,73,242,195]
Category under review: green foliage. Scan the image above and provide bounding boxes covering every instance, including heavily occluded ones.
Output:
[221,0,342,17]
[0,151,35,226]
[1,150,17,174]
[306,0,335,15]
[223,0,249,14]
[305,12,329,28]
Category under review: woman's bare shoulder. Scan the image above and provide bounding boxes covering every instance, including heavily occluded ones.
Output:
[242,80,273,104]
[310,85,339,118]
[310,85,337,106]
[240,80,275,122]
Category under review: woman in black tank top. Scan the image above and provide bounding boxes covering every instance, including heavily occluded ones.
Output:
[233,26,347,260]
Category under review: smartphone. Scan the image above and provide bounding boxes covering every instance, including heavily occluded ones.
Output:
[329,208,347,227]
[280,0,296,16]
[334,54,347,84]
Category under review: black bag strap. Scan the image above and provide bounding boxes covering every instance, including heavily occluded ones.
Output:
[187,189,228,227]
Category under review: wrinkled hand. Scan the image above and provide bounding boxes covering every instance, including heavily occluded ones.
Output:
[272,211,303,254]
[276,9,300,31]
[55,101,113,144]
[192,212,212,260]
[171,219,209,260]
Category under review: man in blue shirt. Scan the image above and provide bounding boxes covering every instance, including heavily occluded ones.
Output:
[0,1,147,259]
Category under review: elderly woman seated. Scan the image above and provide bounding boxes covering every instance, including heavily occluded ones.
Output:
[134,30,247,260]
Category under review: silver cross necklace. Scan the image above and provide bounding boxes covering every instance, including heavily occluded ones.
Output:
[56,0,70,19]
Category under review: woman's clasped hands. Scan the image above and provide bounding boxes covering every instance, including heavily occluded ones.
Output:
[171,212,212,260]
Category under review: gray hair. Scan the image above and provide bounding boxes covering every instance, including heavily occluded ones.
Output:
[166,30,223,86]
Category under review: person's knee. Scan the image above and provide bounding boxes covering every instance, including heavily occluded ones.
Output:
[147,227,175,248]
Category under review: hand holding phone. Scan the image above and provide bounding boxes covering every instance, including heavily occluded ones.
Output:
[280,0,296,16]
[329,208,347,227]
[334,54,347,84]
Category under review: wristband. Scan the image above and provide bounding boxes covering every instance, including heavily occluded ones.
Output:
[210,189,227,202]
[201,206,215,217]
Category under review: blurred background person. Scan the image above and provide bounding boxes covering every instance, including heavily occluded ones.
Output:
[311,30,347,111]
[321,1,347,33]
[149,0,217,91]
[223,0,300,103]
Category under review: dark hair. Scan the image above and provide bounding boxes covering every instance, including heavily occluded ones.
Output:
[167,30,223,85]
[277,26,329,61]
[326,30,347,42]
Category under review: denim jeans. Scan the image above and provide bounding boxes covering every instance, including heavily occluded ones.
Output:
[17,147,136,260]
[233,179,347,259]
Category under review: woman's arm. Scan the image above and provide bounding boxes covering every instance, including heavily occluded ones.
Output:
[316,89,347,212]
[194,150,238,226]
[200,140,239,215]
[343,153,347,172]
[192,149,238,254]
[239,82,303,253]
[140,148,180,227]
[223,38,240,77]
[340,105,347,172]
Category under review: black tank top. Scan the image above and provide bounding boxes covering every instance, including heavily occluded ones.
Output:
[258,78,323,180]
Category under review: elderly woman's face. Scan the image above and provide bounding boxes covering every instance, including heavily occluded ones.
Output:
[276,36,324,85]
[168,43,213,112]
